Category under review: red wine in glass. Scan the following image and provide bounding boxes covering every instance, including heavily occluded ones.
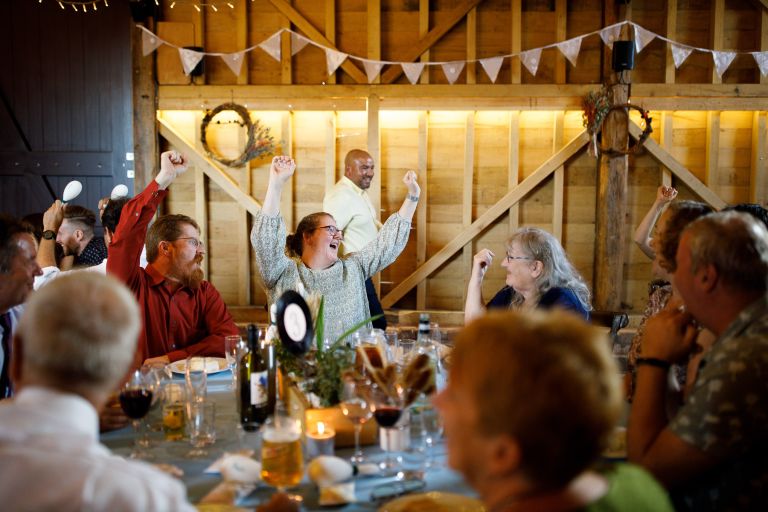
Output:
[119,389,153,419]
[374,406,402,428]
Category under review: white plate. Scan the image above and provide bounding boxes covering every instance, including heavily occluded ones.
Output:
[380,492,485,512]
[169,357,229,375]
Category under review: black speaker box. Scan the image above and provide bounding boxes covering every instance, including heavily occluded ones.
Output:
[612,40,635,71]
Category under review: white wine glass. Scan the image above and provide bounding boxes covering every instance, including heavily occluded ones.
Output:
[340,376,374,465]
[224,335,241,390]
[184,356,207,403]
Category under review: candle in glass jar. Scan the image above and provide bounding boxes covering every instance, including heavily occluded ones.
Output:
[306,421,335,459]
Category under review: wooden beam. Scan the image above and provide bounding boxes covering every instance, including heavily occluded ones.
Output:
[462,112,475,305]
[280,112,294,228]
[325,111,336,193]
[665,0,678,84]
[555,0,566,84]
[594,81,629,311]
[236,161,252,305]
[192,2,206,86]
[367,94,381,296]
[158,84,768,111]
[659,112,673,187]
[751,112,768,204]
[157,116,263,216]
[629,122,727,209]
[268,0,368,84]
[508,111,520,232]
[380,0,484,84]
[466,8,477,84]
[416,112,428,309]
[420,0,430,84]
[236,1,249,85]
[131,20,157,192]
[193,114,209,280]
[761,3,768,85]
[510,0,522,84]
[382,130,590,308]
[711,0,725,84]
[280,2,292,84]
[325,0,336,85]
[552,111,564,241]
[368,0,381,85]
[705,111,720,192]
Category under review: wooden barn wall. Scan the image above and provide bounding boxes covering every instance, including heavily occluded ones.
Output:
[148,0,768,317]
[0,0,134,221]
[158,108,759,313]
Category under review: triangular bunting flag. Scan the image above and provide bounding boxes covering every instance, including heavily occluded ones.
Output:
[600,25,621,49]
[325,48,347,76]
[520,48,543,76]
[441,61,465,84]
[402,62,426,84]
[179,48,204,76]
[221,52,246,77]
[363,60,384,83]
[556,37,582,66]
[671,44,693,68]
[753,51,768,77]
[291,32,309,56]
[259,32,281,62]
[142,30,163,56]
[712,51,737,78]
[634,25,656,53]
[479,56,504,83]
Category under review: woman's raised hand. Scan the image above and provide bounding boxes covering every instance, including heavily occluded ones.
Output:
[402,170,420,197]
[472,248,495,278]
[656,185,677,204]
[270,155,297,184]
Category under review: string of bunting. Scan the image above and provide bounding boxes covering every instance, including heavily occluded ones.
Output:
[137,20,768,83]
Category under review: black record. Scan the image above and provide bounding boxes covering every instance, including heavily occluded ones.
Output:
[275,290,314,356]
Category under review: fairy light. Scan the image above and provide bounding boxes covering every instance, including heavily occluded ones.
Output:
[211,3,218,12]
[42,0,111,13]
[170,1,176,7]
[58,1,65,8]
[227,2,234,7]
[71,4,77,11]
[193,4,201,11]
[93,1,97,9]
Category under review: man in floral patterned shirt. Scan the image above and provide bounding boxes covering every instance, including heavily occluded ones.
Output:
[628,211,768,510]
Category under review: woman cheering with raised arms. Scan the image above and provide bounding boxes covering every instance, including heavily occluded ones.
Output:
[251,155,419,334]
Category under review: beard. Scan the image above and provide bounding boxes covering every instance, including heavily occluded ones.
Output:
[174,256,204,289]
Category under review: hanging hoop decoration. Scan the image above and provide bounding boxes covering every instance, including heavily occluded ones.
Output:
[596,104,653,158]
[200,102,275,167]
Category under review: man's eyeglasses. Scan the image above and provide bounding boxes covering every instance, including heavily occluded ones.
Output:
[505,253,532,262]
[315,225,343,237]
[175,237,205,249]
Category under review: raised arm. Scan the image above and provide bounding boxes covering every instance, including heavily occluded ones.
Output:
[261,156,297,217]
[464,249,494,323]
[37,200,65,269]
[633,185,677,259]
[107,151,188,283]
[397,170,421,221]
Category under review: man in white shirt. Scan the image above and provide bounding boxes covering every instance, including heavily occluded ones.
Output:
[0,272,195,511]
[323,149,388,329]
[0,214,42,399]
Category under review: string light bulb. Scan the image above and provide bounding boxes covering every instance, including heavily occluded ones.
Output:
[193,4,200,12]
[211,3,218,12]
[170,1,176,7]
[227,2,234,7]
[58,1,65,8]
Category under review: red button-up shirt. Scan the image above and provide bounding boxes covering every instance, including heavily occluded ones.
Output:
[107,180,238,364]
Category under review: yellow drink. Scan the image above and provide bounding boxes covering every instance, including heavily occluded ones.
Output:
[162,403,185,441]
[260,428,304,488]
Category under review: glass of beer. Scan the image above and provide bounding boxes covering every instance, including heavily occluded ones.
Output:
[260,409,304,500]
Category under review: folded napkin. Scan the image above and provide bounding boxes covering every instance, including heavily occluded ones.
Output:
[205,452,261,484]
[319,482,356,506]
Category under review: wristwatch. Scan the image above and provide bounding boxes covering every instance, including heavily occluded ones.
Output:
[42,230,56,240]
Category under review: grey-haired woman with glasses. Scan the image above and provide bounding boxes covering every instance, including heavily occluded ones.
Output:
[251,156,420,336]
[464,227,591,323]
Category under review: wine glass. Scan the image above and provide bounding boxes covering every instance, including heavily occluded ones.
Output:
[420,402,444,469]
[119,369,154,459]
[370,384,406,475]
[185,356,207,403]
[261,410,305,504]
[224,335,241,389]
[140,362,170,433]
[340,377,374,465]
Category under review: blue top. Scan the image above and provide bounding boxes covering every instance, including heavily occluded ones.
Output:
[487,286,590,321]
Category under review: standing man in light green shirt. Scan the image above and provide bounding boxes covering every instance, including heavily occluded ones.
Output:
[323,149,387,329]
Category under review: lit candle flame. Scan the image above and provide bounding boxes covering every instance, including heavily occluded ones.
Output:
[317,421,325,435]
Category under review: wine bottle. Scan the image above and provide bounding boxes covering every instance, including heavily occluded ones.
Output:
[417,313,431,351]
[240,324,269,431]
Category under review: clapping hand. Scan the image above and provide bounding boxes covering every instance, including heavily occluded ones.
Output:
[269,155,297,185]
[156,151,189,189]
[403,170,420,197]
